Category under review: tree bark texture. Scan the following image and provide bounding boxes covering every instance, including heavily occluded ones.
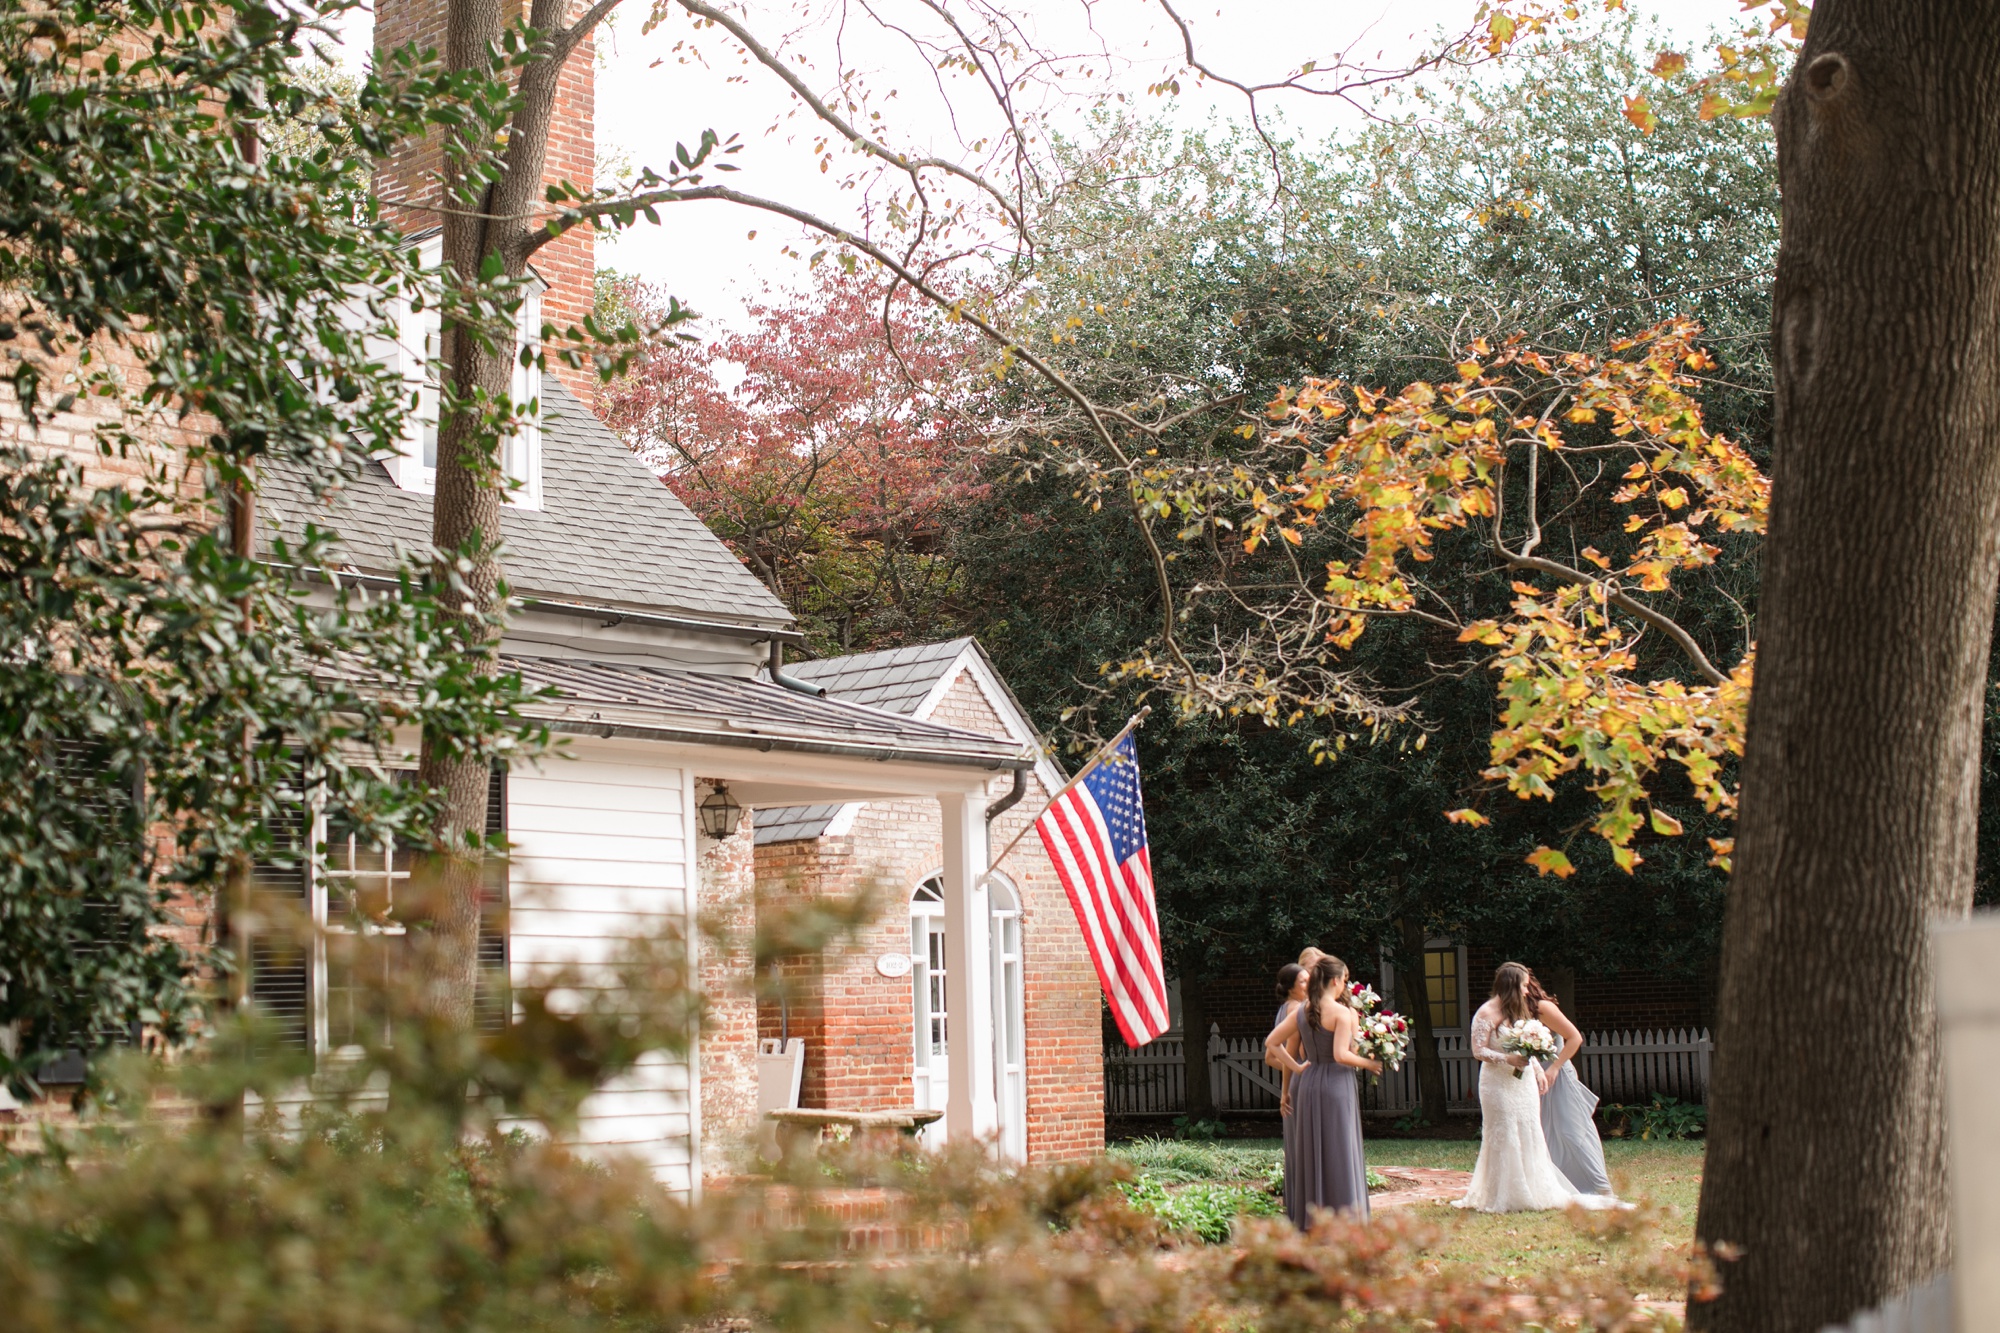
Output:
[1394,919,1449,1126]
[1181,979,1216,1122]
[415,0,596,1026]
[1693,6,2000,1329]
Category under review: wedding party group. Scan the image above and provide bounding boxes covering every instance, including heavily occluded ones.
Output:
[1264,951,1624,1227]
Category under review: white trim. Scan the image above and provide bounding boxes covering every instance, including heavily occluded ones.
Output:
[820,801,862,838]
[682,768,704,1200]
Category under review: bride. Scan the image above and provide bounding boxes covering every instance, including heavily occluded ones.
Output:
[1455,961,1621,1213]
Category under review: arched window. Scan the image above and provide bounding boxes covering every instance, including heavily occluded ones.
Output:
[909,872,1028,1160]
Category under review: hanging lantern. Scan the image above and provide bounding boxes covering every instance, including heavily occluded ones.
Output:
[698,783,743,840]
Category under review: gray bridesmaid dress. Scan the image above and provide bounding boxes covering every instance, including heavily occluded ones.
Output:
[1285,1008,1370,1226]
[1538,1062,1613,1197]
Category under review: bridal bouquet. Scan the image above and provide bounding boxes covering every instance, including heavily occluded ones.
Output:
[1346,981,1410,1075]
[1499,1018,1562,1079]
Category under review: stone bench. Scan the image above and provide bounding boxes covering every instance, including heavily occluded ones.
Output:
[764,1107,943,1161]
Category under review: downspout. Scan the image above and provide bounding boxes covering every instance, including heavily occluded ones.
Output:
[767,640,827,697]
[985,766,1027,824]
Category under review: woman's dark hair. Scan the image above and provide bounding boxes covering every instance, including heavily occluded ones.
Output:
[1305,955,1349,1030]
[1276,963,1305,1002]
[1492,961,1545,1024]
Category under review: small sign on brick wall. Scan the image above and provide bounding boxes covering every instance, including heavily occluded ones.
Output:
[876,952,912,978]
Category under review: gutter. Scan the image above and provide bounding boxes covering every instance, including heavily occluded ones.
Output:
[545,716,1033,771]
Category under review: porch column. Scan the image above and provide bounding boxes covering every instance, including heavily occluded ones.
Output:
[938,790,998,1142]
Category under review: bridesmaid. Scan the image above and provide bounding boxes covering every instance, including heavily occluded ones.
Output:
[1265,955,1381,1226]
[1270,963,1308,1219]
[1527,968,1615,1198]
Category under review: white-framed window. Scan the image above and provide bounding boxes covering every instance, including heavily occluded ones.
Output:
[1378,940,1471,1034]
[380,234,545,510]
[246,767,510,1057]
[910,877,948,1114]
[987,874,1027,1163]
[909,871,1029,1160]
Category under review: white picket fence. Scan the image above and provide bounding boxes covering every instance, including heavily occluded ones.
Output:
[1105,1024,1712,1115]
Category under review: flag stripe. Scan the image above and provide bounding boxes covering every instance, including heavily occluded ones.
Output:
[1035,736,1169,1046]
[1052,792,1163,1003]
[1042,801,1152,1030]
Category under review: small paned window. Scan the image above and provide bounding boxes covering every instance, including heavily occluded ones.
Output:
[1424,947,1461,1030]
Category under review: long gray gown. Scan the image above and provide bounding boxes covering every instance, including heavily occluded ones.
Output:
[1285,1008,1370,1226]
[1538,1062,1613,1196]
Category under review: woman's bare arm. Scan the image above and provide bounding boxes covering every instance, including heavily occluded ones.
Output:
[1265,1010,1308,1074]
[1265,1000,1300,1070]
[1328,1004,1382,1073]
[1539,1001,1584,1082]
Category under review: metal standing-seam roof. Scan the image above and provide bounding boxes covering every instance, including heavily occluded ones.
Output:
[258,373,793,629]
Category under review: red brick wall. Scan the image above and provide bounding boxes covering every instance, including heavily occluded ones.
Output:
[1464,946,1708,1034]
[752,667,1104,1163]
[697,786,759,1179]
[374,0,598,406]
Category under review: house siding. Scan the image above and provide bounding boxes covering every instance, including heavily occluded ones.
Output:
[508,739,694,1191]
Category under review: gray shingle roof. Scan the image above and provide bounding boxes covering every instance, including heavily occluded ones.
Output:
[755,637,990,844]
[508,656,1028,768]
[259,374,792,628]
[783,638,977,714]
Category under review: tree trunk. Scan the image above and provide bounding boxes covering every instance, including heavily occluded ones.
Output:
[1180,979,1216,1124]
[1692,7,2000,1328]
[412,0,582,1027]
[1394,919,1449,1126]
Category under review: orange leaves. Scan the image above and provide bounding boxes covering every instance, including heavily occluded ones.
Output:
[1527,847,1576,878]
[1446,808,1490,828]
[1622,94,1657,135]
[1181,318,1762,878]
[1650,50,1689,77]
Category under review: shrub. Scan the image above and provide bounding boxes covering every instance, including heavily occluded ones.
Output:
[1602,1095,1709,1140]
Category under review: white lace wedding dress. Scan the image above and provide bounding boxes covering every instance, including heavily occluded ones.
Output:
[1454,1005,1622,1213]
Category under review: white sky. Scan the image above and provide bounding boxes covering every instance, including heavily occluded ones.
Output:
[325,0,1752,330]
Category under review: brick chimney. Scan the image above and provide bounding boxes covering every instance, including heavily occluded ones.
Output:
[374,0,599,406]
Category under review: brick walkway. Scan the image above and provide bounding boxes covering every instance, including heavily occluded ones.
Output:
[1370,1165,1472,1208]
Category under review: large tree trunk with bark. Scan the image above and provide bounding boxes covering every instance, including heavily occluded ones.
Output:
[1393,919,1449,1126]
[1180,978,1216,1125]
[413,0,585,1026]
[1692,6,2000,1329]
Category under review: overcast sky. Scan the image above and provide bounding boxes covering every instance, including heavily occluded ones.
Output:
[325,0,1755,330]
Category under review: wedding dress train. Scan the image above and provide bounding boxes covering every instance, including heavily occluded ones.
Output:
[1455,1008,1622,1213]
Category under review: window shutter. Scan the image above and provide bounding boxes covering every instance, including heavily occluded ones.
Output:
[474,763,510,1033]
[247,796,311,1049]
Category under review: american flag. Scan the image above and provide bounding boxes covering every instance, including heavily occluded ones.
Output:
[1036,733,1171,1045]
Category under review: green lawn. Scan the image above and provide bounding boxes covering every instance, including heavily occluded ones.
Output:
[1109,1134,1706,1290]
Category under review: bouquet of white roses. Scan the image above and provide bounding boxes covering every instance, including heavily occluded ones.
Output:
[1346,980,1409,1075]
[1499,1018,1562,1079]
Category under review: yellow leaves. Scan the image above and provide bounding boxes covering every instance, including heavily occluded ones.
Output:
[1566,406,1599,423]
[1446,808,1490,828]
[1622,94,1657,134]
[1650,809,1684,836]
[1456,360,1483,381]
[1658,486,1688,510]
[1650,49,1688,77]
[1527,847,1576,878]
[1629,560,1671,591]
[1581,546,1610,570]
[1459,621,1506,645]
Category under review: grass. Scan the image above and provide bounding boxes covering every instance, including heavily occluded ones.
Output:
[1108,1134,1706,1292]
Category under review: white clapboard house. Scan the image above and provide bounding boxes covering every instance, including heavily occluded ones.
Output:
[252,368,1041,1192]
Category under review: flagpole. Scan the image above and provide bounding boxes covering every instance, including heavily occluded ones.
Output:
[983,705,1151,873]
